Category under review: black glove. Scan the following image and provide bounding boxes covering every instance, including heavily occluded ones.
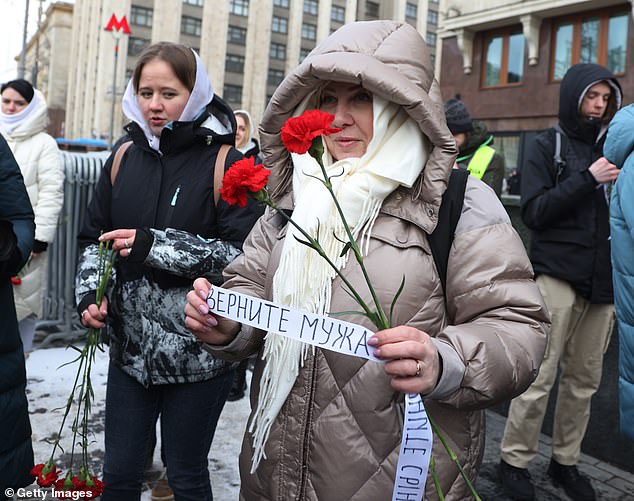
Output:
[32,239,48,253]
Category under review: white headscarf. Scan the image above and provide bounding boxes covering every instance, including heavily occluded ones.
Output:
[0,89,45,136]
[234,109,257,154]
[121,49,218,151]
[249,94,429,471]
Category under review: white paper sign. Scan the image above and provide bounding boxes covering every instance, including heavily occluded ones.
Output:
[206,285,381,361]
[207,286,431,501]
[393,393,433,501]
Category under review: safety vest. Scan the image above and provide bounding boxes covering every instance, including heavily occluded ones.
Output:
[465,144,495,180]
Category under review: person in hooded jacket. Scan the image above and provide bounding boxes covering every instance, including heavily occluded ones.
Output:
[604,103,634,443]
[499,63,622,501]
[0,79,64,356]
[234,109,262,164]
[184,21,549,500]
[0,135,35,500]
[444,97,505,197]
[75,42,263,501]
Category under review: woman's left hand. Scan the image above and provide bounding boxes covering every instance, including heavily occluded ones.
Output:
[368,326,441,395]
[99,229,136,257]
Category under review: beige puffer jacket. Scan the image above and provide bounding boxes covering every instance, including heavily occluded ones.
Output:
[5,90,64,320]
[213,21,549,500]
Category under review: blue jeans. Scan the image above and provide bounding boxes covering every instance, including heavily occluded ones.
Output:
[101,363,234,501]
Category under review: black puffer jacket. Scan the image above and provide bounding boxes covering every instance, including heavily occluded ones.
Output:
[0,135,35,496]
[520,63,622,303]
[76,96,264,386]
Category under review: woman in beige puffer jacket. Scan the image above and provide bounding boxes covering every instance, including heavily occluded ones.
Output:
[186,20,549,500]
[0,79,64,353]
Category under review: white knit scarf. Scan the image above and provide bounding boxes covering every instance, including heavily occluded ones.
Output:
[249,95,429,472]
[0,89,45,136]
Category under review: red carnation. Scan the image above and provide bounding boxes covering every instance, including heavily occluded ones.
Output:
[281,109,341,154]
[86,477,105,498]
[31,462,60,487]
[11,276,22,285]
[219,156,270,208]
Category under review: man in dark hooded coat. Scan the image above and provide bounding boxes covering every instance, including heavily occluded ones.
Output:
[499,63,622,501]
[0,135,35,500]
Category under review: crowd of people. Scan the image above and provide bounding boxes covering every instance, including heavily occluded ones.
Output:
[0,17,632,501]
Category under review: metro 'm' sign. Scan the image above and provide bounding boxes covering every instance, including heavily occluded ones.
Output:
[104,14,131,34]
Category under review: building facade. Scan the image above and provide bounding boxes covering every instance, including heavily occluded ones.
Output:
[63,0,441,143]
[437,0,633,180]
[19,1,74,138]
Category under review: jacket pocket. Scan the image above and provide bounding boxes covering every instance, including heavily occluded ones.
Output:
[370,216,431,254]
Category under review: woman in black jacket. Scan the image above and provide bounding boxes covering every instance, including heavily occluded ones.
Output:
[0,135,35,500]
[75,42,263,501]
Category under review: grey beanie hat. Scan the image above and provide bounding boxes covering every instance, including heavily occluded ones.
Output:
[444,98,473,134]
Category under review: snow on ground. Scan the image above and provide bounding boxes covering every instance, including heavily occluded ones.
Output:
[24,345,250,500]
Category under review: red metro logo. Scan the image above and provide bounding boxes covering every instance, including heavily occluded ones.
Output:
[104,14,131,34]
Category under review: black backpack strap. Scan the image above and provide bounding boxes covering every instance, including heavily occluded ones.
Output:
[553,124,567,184]
[429,168,469,295]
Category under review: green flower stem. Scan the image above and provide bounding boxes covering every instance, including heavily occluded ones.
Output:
[430,458,445,501]
[49,344,88,462]
[429,415,482,501]
[259,193,379,324]
[47,239,114,478]
[309,144,389,329]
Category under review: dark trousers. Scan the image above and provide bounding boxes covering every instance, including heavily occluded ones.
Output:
[101,362,234,501]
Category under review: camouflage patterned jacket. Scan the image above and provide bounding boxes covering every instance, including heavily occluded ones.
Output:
[75,97,264,386]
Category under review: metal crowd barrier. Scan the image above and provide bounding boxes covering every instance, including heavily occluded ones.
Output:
[38,150,110,345]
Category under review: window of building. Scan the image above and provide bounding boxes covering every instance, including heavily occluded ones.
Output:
[299,47,312,62]
[181,16,201,36]
[272,16,288,34]
[225,54,245,73]
[430,0,438,3]
[552,10,629,80]
[302,22,317,40]
[494,133,521,174]
[230,0,249,17]
[268,69,285,86]
[482,30,525,87]
[331,5,345,22]
[366,1,379,19]
[130,6,153,27]
[405,3,417,19]
[228,25,247,45]
[223,84,242,104]
[128,37,149,57]
[270,42,286,60]
[273,0,289,7]
[428,10,438,26]
[426,32,437,48]
[304,0,318,16]
[183,0,203,6]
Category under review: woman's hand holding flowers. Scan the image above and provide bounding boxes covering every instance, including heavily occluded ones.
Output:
[80,297,109,329]
[99,228,137,257]
[369,326,441,394]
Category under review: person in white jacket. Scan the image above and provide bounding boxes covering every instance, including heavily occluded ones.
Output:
[0,79,64,355]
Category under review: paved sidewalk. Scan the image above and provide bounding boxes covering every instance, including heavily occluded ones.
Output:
[478,410,634,500]
[16,345,634,500]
